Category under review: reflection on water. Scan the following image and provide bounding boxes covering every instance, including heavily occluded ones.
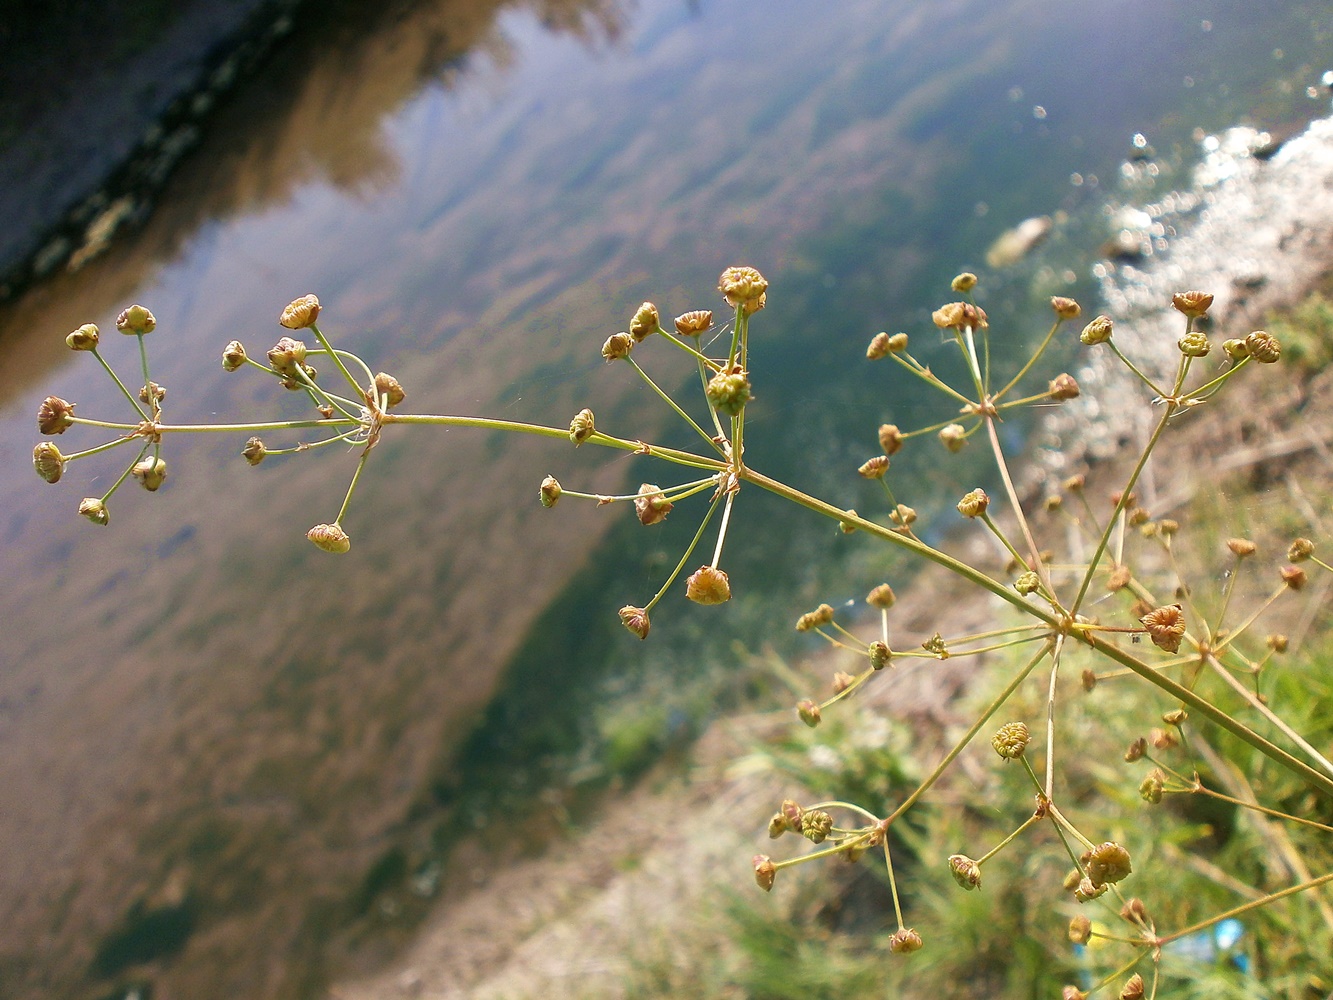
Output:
[1,0,1330,996]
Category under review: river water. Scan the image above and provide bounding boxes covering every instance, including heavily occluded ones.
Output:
[1,0,1329,996]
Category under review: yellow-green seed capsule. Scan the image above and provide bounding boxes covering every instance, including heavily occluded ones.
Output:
[307,522,350,553]
[131,457,167,492]
[686,565,731,604]
[33,442,66,483]
[280,294,321,330]
[116,304,156,335]
[242,437,266,466]
[951,272,977,293]
[618,605,650,640]
[1080,315,1113,345]
[66,323,100,350]
[991,721,1030,759]
[568,408,595,446]
[222,340,247,371]
[628,302,659,342]
[539,475,562,507]
[78,497,109,525]
[38,396,75,435]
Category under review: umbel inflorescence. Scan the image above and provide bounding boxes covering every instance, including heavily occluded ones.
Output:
[33,269,1333,998]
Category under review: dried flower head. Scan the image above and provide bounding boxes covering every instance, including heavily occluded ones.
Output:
[374,372,406,408]
[568,407,596,446]
[242,437,266,466]
[891,503,917,527]
[956,488,989,518]
[628,302,660,342]
[618,605,650,640]
[1223,338,1250,361]
[1267,633,1289,653]
[139,381,166,406]
[1074,876,1108,902]
[33,442,66,483]
[888,928,923,954]
[1051,296,1081,320]
[796,699,822,728]
[634,483,674,526]
[38,396,75,435]
[267,336,308,376]
[1062,988,1088,1000]
[992,721,1030,759]
[307,522,350,553]
[66,323,100,351]
[1120,897,1149,925]
[539,475,562,508]
[951,272,978,292]
[1140,769,1164,804]
[1281,565,1308,590]
[222,340,247,371]
[78,497,109,525]
[1288,538,1314,562]
[1068,915,1092,944]
[848,452,889,482]
[866,332,891,360]
[1171,290,1213,318]
[796,604,835,631]
[674,310,712,336]
[131,457,168,492]
[866,584,896,609]
[868,640,891,669]
[1151,727,1178,751]
[1119,973,1145,1000]
[705,368,752,416]
[1081,669,1097,692]
[887,332,909,352]
[948,854,982,891]
[1124,737,1147,762]
[878,423,905,455]
[801,809,833,843]
[1106,565,1131,592]
[1245,330,1280,363]
[1015,571,1041,596]
[753,855,776,892]
[279,294,321,330]
[1084,841,1132,887]
[831,671,855,694]
[932,301,988,330]
[1158,518,1179,536]
[1140,604,1185,653]
[116,304,156,335]
[1162,708,1187,727]
[938,423,968,452]
[1080,315,1113,345]
[718,266,768,313]
[686,565,731,605]
[1048,373,1080,400]
[1178,331,1211,357]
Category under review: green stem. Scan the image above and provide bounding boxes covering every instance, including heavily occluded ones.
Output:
[993,319,1061,402]
[63,437,137,461]
[1107,341,1169,398]
[91,348,149,420]
[975,812,1043,866]
[888,352,974,407]
[100,441,152,503]
[308,322,367,396]
[625,357,724,453]
[643,493,723,612]
[334,448,371,524]
[1155,872,1333,946]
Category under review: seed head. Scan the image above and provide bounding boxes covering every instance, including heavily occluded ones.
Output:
[1151,727,1179,751]
[868,640,891,669]
[992,721,1030,759]
[1062,988,1088,1000]
[1163,708,1187,727]
[78,497,109,525]
[1015,571,1041,596]
[888,928,923,954]
[1124,737,1147,762]
[539,475,562,507]
[1120,898,1149,925]
[832,671,855,694]
[932,301,988,330]
[33,442,66,483]
[866,332,891,359]
[1171,290,1213,318]
[116,304,156,335]
[618,605,650,640]
[279,294,321,330]
[891,504,917,527]
[1158,518,1178,536]
[242,437,266,466]
[948,854,982,891]
[1267,633,1288,652]
[1140,769,1164,804]
[718,266,768,313]
[1074,876,1108,902]
[1084,841,1132,887]
[887,332,909,352]
[1140,604,1185,653]
[1081,669,1097,692]
[1068,915,1092,944]
[753,855,776,892]
[1178,331,1211,357]
[796,604,835,631]
[66,323,100,351]
[938,423,968,452]
[307,523,350,553]
[1106,565,1131,592]
[131,457,168,492]
[634,483,674,525]
[1288,538,1314,562]
[956,488,989,518]
[801,809,833,843]
[878,424,905,455]
[267,336,308,376]
[222,340,247,371]
[1048,373,1080,400]
[374,372,406,408]
[1245,330,1281,363]
[866,583,896,609]
[139,381,166,406]
[568,408,596,446]
[1051,296,1081,320]
[1223,338,1249,361]
[951,272,978,292]
[674,310,712,336]
[686,565,731,605]
[796,699,822,728]
[705,369,752,416]
[1080,315,1114,345]
[1119,973,1145,1000]
[859,455,889,479]
[1280,565,1307,590]
[38,396,75,435]
[628,302,660,342]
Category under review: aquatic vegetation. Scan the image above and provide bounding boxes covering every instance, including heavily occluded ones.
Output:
[31,268,1333,998]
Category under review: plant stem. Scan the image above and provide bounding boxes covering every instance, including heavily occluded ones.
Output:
[625,357,725,453]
